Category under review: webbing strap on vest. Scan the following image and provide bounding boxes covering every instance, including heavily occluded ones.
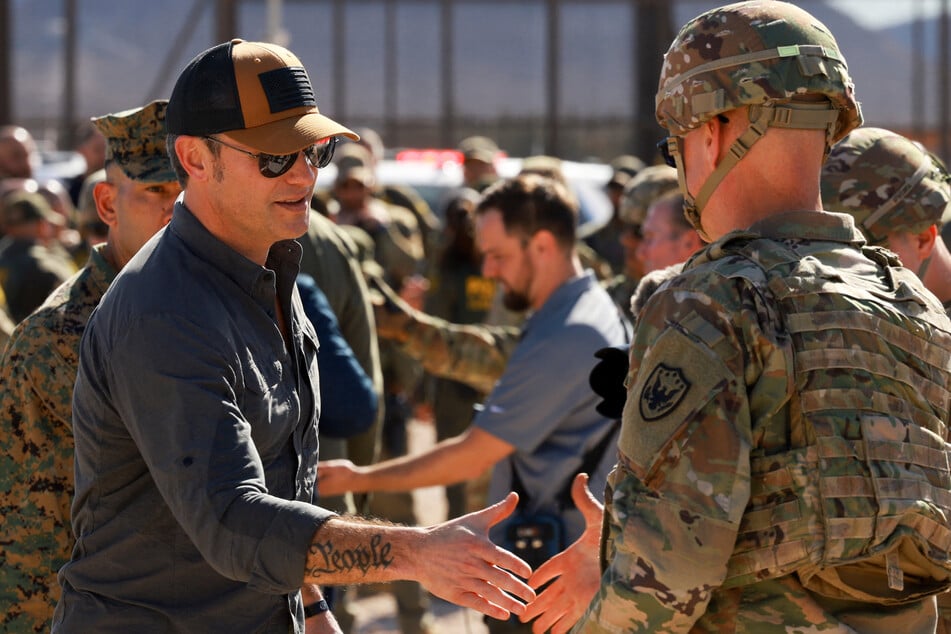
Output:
[715,236,951,604]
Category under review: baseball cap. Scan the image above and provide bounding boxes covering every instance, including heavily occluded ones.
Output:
[166,39,358,154]
[1,191,65,228]
[458,136,499,164]
[93,100,176,184]
[336,165,375,188]
[334,143,374,172]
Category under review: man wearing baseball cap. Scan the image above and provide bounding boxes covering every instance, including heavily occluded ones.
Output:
[0,99,180,632]
[54,40,533,633]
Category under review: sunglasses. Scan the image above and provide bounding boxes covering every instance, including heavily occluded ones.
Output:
[203,135,337,178]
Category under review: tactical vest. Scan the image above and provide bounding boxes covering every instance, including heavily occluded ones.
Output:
[711,235,951,605]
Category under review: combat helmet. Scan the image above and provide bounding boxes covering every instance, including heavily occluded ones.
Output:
[821,127,951,245]
[618,164,679,227]
[655,0,863,239]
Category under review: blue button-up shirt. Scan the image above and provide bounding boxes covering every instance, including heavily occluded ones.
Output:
[56,203,335,633]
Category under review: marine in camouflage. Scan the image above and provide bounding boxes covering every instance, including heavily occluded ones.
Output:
[0,246,115,631]
[822,126,951,245]
[574,212,951,634]
[0,101,172,632]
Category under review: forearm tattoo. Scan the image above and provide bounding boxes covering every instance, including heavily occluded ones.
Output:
[308,533,394,577]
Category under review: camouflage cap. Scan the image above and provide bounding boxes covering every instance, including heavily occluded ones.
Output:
[821,127,951,243]
[458,135,499,164]
[656,0,862,143]
[618,164,679,226]
[92,100,176,184]
[1,190,64,228]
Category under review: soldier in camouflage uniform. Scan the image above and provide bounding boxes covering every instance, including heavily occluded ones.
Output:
[821,127,951,314]
[821,126,951,633]
[522,2,951,633]
[0,100,180,632]
[602,164,679,320]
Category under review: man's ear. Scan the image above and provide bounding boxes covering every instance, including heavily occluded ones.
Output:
[176,136,213,182]
[528,229,558,259]
[92,180,117,227]
[916,224,939,260]
[706,115,732,170]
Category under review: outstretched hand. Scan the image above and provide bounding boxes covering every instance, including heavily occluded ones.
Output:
[417,492,536,621]
[316,459,359,498]
[521,474,604,634]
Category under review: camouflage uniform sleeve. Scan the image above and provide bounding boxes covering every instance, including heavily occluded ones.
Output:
[574,274,785,633]
[0,321,77,627]
[401,313,519,395]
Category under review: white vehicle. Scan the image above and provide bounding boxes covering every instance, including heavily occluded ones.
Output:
[316,149,614,238]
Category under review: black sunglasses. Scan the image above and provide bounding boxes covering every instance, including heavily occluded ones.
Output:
[203,135,337,178]
[657,137,677,168]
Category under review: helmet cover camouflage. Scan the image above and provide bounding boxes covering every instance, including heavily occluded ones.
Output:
[655,0,862,143]
[821,127,951,243]
[92,100,176,184]
[619,164,679,226]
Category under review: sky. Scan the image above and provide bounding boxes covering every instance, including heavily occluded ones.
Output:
[834,0,945,28]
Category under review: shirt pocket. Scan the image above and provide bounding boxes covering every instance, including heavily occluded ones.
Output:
[240,355,295,445]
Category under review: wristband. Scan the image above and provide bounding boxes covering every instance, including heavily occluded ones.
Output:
[304,599,330,619]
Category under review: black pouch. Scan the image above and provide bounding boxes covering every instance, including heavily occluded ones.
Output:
[502,511,565,570]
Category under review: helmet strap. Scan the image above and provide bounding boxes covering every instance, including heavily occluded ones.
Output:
[688,103,840,237]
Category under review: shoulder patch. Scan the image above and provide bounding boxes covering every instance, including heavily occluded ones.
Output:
[639,363,690,421]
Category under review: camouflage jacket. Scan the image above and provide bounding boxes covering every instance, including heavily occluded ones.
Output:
[0,244,114,631]
[574,211,951,634]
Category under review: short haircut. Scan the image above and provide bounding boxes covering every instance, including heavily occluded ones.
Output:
[475,173,578,249]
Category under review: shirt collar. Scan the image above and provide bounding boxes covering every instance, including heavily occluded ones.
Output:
[745,210,866,245]
[86,242,119,293]
[168,202,302,309]
[524,270,597,329]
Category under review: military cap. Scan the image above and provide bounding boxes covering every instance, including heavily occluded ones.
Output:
[607,154,646,188]
[334,142,373,172]
[458,135,499,164]
[336,165,375,188]
[821,127,951,243]
[519,155,567,186]
[92,100,176,184]
[1,190,64,228]
[618,164,679,226]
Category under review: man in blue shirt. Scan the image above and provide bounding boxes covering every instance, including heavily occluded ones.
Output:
[55,39,533,633]
[318,173,629,633]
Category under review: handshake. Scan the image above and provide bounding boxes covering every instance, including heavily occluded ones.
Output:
[317,458,606,634]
